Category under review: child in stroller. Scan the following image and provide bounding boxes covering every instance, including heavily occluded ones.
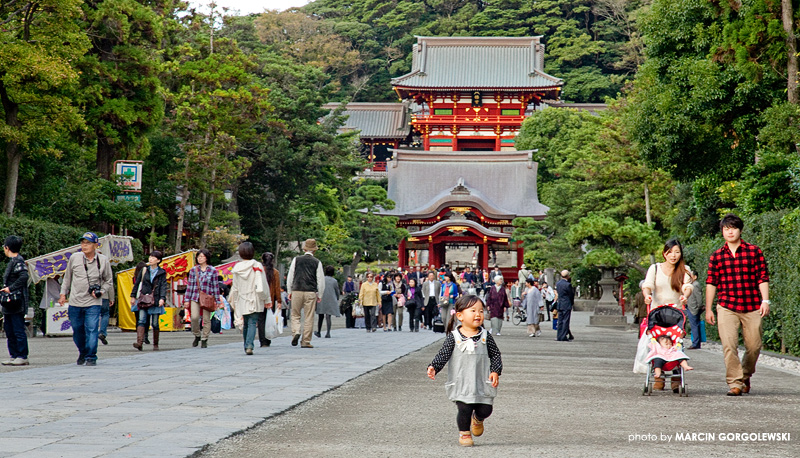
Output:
[649,335,693,390]
[641,304,692,396]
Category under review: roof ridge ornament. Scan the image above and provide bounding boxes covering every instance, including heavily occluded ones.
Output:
[451,177,470,195]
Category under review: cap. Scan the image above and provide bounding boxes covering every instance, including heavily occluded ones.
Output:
[79,232,99,244]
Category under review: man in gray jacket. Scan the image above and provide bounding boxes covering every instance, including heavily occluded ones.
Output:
[59,232,114,366]
[421,272,441,330]
[685,271,704,350]
[286,239,325,348]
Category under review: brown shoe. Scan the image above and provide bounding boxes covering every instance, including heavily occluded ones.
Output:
[458,432,473,447]
[671,377,681,393]
[301,344,314,348]
[727,387,742,396]
[470,414,484,437]
[653,376,665,391]
[743,379,751,394]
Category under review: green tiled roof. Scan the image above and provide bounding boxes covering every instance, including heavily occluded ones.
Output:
[323,102,410,139]
[392,37,563,90]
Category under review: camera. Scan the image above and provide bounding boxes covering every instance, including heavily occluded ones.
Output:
[88,284,103,298]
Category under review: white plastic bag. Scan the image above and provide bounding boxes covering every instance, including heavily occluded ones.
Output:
[633,333,651,374]
[265,308,280,339]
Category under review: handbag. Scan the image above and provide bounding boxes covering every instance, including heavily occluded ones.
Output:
[199,291,217,312]
[137,293,155,309]
[264,308,281,339]
[352,302,364,318]
[0,288,23,306]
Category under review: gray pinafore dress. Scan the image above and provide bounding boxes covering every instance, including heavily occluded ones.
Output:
[445,328,497,405]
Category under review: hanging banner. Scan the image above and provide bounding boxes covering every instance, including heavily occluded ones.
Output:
[26,235,134,285]
[116,250,196,331]
[215,261,236,286]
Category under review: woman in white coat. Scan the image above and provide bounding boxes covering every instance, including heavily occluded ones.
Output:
[228,242,270,355]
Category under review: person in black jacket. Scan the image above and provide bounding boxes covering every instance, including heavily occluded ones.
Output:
[131,251,168,351]
[2,236,29,366]
[405,278,425,332]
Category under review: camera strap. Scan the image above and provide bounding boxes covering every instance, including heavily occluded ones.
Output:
[83,255,102,285]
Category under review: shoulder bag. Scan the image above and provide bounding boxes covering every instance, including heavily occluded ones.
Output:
[199,291,217,312]
[137,273,155,309]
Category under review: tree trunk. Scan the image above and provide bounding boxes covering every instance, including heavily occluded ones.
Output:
[96,136,116,180]
[174,153,191,253]
[782,0,798,104]
[200,170,216,249]
[149,208,157,252]
[3,144,22,217]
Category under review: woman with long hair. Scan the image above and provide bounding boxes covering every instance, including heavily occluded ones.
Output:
[641,239,694,392]
[257,252,282,347]
[642,239,694,310]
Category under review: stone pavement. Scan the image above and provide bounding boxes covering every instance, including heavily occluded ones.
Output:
[0,328,443,458]
[201,312,800,458]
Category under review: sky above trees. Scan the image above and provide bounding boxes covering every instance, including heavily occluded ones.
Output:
[191,0,310,15]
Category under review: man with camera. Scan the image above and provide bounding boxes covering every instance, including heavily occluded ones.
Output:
[59,232,114,366]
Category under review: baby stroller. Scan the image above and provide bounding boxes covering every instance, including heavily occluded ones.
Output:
[641,304,688,397]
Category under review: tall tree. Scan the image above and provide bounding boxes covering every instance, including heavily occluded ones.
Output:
[78,0,176,179]
[166,37,268,252]
[0,0,89,216]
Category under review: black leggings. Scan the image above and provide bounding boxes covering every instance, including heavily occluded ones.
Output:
[456,402,493,431]
[317,314,331,334]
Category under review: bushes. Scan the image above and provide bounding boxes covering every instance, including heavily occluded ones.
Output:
[684,210,800,356]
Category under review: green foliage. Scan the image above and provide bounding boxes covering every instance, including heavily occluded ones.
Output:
[624,0,786,181]
[306,0,652,102]
[685,211,800,357]
[514,106,674,273]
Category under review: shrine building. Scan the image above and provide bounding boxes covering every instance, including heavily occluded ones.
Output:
[338,36,566,274]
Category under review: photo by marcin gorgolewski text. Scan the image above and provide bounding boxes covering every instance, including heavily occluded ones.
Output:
[629,432,793,443]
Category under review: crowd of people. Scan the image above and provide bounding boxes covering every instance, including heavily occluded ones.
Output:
[1,213,772,407]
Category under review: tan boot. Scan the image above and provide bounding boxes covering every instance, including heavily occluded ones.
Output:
[152,328,160,351]
[459,432,473,447]
[132,326,144,351]
[471,414,484,437]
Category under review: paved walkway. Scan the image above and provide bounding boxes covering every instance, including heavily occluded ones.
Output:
[0,328,443,457]
[201,312,800,458]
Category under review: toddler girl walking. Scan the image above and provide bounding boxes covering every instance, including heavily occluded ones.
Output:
[427,295,502,447]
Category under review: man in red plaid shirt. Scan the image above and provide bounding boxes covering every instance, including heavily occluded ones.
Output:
[705,214,770,397]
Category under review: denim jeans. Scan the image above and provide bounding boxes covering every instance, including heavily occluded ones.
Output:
[137,309,159,328]
[69,305,101,362]
[242,313,259,350]
[3,312,28,359]
[687,309,702,348]
[99,299,110,337]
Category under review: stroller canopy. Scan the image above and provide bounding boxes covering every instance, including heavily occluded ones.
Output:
[646,305,686,334]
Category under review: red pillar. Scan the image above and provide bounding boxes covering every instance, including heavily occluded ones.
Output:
[494,135,501,151]
[482,241,489,270]
[398,238,407,268]
[452,136,458,151]
[516,244,524,268]
[428,239,435,269]
[424,136,430,150]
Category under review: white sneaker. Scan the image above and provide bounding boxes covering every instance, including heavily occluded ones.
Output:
[528,334,534,337]
[535,331,541,337]
[1,359,14,366]
[10,358,29,366]
[496,333,501,336]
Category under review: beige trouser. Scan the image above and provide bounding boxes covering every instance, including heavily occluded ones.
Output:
[291,291,318,346]
[717,305,762,389]
[190,301,211,340]
[527,323,540,334]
